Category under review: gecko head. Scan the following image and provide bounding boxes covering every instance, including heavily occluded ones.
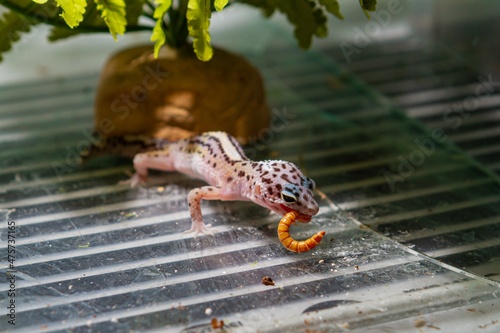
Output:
[254,161,319,222]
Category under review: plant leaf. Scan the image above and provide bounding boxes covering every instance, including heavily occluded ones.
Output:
[49,0,146,42]
[241,0,327,49]
[186,0,212,61]
[312,7,327,37]
[55,0,88,28]
[278,0,318,49]
[318,0,343,20]
[32,0,48,3]
[151,20,165,57]
[0,10,35,61]
[153,0,172,18]
[94,0,127,40]
[359,0,377,18]
[150,0,172,57]
[214,0,228,11]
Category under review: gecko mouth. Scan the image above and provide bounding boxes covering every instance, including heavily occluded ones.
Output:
[279,204,312,223]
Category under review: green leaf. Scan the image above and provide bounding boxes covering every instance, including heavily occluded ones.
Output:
[55,0,88,28]
[214,0,228,11]
[0,10,35,61]
[150,0,172,57]
[186,0,213,61]
[32,0,48,3]
[94,0,127,40]
[312,7,327,37]
[318,0,343,20]
[359,0,377,18]
[151,20,166,57]
[241,0,332,49]
[153,0,172,18]
[49,0,146,42]
[278,0,318,49]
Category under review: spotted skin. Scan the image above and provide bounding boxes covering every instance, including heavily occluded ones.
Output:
[84,131,319,236]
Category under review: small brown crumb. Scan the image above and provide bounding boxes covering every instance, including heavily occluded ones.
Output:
[262,276,275,286]
[414,319,426,328]
[354,265,359,270]
[211,317,224,329]
[467,308,476,312]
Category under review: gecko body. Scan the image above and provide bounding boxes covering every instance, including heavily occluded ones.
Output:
[84,131,319,235]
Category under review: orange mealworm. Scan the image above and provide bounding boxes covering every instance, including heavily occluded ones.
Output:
[277,211,326,253]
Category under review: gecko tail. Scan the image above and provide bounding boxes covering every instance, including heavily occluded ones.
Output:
[80,130,166,163]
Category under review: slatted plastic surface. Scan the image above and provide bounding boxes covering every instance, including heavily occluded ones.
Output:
[323,38,500,174]
[1,42,499,332]
[319,38,500,281]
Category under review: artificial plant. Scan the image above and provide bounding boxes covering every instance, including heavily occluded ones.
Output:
[0,0,377,62]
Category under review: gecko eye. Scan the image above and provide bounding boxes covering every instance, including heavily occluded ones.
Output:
[281,190,297,203]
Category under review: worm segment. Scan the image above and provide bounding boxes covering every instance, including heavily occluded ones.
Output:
[277,211,326,253]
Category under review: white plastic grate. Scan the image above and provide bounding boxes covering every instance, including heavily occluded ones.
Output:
[1,39,499,332]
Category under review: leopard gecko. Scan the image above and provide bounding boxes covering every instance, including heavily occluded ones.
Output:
[83,131,319,236]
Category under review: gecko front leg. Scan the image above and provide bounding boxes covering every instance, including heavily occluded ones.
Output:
[185,186,236,236]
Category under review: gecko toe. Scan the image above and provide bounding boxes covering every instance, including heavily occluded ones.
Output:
[183,223,216,237]
[118,173,147,188]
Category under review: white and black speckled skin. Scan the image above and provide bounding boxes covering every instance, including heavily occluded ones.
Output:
[84,131,319,236]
